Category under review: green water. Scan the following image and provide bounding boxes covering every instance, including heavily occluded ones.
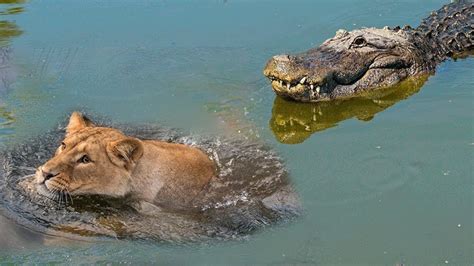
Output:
[0,0,472,264]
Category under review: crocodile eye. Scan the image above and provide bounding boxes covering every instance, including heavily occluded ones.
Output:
[351,37,367,47]
[78,155,91,164]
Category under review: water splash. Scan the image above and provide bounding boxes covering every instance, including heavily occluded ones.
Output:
[0,120,301,243]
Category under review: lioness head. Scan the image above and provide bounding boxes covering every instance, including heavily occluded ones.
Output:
[35,112,144,199]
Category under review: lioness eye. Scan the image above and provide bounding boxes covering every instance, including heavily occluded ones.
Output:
[61,142,66,149]
[79,155,91,164]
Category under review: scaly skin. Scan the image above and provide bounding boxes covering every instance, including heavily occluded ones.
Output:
[263,1,473,102]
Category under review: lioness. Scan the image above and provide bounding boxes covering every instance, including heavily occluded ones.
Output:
[34,112,216,209]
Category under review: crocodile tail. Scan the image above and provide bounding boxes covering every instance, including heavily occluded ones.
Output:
[417,1,473,59]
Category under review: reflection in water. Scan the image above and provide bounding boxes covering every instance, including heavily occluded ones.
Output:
[0,48,17,142]
[0,105,14,127]
[0,46,18,142]
[0,0,23,137]
[0,46,16,94]
[0,6,22,15]
[0,0,23,45]
[0,20,21,44]
[0,0,25,3]
[270,76,428,144]
[0,0,23,92]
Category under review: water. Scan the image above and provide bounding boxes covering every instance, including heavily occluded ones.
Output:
[0,0,472,264]
[1,122,300,243]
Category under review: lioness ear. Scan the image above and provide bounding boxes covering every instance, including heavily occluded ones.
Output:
[106,138,144,170]
[67,112,94,135]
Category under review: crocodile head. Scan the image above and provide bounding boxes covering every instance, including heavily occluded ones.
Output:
[263,27,430,102]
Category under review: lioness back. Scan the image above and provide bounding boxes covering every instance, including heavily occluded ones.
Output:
[140,140,216,208]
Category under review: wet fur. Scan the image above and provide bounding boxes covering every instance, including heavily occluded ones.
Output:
[36,112,216,209]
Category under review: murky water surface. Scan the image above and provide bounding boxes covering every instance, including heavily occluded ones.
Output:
[0,0,472,264]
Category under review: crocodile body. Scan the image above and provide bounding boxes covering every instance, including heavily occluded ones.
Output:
[263,1,473,102]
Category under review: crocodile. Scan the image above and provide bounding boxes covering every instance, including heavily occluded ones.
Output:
[263,1,473,102]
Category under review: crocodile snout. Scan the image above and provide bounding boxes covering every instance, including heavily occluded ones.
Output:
[263,53,337,102]
[263,54,294,80]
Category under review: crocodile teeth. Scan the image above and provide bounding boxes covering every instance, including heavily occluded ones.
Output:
[279,80,283,86]
[316,86,320,93]
[299,77,307,84]
[286,83,291,89]
[310,84,314,90]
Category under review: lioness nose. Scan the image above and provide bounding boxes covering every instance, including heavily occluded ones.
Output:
[42,170,57,181]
